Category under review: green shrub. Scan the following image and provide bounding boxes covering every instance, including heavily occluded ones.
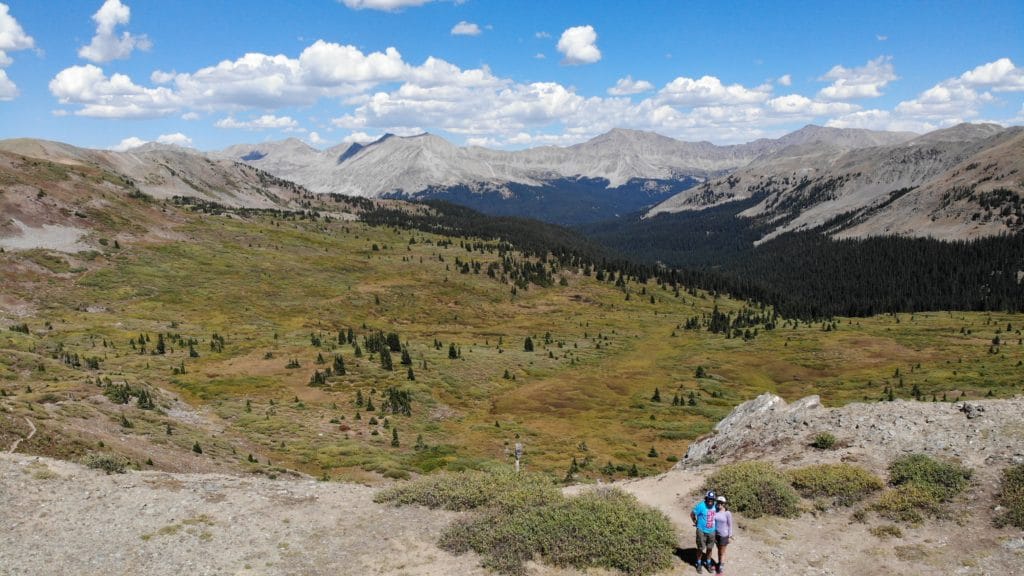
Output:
[373,469,560,512]
[811,432,837,450]
[888,454,972,499]
[704,461,800,518]
[995,464,1024,528]
[873,454,973,521]
[788,463,883,506]
[83,453,128,474]
[440,488,675,576]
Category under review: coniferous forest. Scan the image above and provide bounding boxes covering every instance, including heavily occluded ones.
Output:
[365,199,1024,319]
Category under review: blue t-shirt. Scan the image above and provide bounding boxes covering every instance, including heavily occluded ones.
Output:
[693,501,716,534]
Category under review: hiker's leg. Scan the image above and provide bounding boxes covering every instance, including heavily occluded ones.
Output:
[718,543,726,565]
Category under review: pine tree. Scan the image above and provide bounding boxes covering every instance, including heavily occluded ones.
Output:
[380,347,393,371]
[333,354,346,375]
[651,388,661,402]
[400,347,412,365]
[648,446,659,458]
[524,337,534,352]
[192,442,202,454]
[448,343,458,359]
[391,427,400,447]
[407,367,415,381]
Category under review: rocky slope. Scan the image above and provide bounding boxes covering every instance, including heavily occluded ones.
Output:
[0,138,308,209]
[4,394,1022,576]
[648,123,1024,241]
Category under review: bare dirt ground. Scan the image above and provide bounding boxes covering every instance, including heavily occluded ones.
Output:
[2,396,1023,576]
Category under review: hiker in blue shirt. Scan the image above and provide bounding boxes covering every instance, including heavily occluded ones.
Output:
[690,490,718,573]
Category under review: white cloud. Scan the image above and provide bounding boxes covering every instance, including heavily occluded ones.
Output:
[658,75,771,106]
[959,58,1024,92]
[818,56,897,100]
[156,132,192,146]
[557,25,601,65]
[110,136,146,151]
[78,0,151,63]
[534,53,545,60]
[181,111,200,120]
[110,133,192,151]
[451,21,481,36]
[307,131,327,145]
[0,2,35,100]
[876,34,888,41]
[49,64,179,117]
[215,115,300,130]
[608,76,654,96]
[0,69,16,100]
[777,74,792,87]
[341,131,377,144]
[340,0,433,10]
[766,94,858,116]
[535,31,550,39]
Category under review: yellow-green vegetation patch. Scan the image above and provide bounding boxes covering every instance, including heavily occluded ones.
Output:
[374,469,561,512]
[873,454,972,522]
[378,470,675,575]
[995,463,1024,528]
[788,463,883,507]
[704,461,800,518]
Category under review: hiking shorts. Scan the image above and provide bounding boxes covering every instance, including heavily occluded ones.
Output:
[696,530,715,551]
[716,535,730,547]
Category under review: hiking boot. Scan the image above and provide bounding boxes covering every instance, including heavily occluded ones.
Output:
[695,562,703,574]
[715,564,723,574]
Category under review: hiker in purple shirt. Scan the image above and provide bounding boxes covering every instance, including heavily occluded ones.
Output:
[690,490,718,573]
[714,496,733,574]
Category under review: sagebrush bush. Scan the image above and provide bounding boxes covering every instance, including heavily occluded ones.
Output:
[440,488,676,576]
[788,463,883,506]
[704,461,800,518]
[995,464,1024,528]
[373,469,560,512]
[811,432,837,450]
[83,453,128,474]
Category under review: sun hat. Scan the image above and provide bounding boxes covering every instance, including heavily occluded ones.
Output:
[716,496,727,503]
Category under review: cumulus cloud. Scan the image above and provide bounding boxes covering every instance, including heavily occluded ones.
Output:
[766,94,858,116]
[958,57,1024,92]
[110,136,147,151]
[0,2,35,100]
[49,64,179,117]
[215,115,300,130]
[658,75,771,106]
[341,131,378,144]
[818,56,897,100]
[156,132,192,146]
[110,132,192,151]
[608,76,654,96]
[451,21,481,36]
[78,0,151,63]
[557,25,601,65]
[307,131,327,145]
[340,0,433,10]
[777,74,792,87]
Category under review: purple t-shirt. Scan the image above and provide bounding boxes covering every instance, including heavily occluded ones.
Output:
[692,501,716,534]
[715,509,733,536]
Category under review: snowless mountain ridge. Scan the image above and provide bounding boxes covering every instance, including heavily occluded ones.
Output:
[213,125,918,198]
[648,122,1024,241]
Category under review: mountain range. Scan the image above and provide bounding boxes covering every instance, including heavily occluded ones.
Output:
[1,122,1021,241]
[214,125,923,226]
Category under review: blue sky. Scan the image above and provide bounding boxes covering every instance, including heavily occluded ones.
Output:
[0,0,1022,151]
